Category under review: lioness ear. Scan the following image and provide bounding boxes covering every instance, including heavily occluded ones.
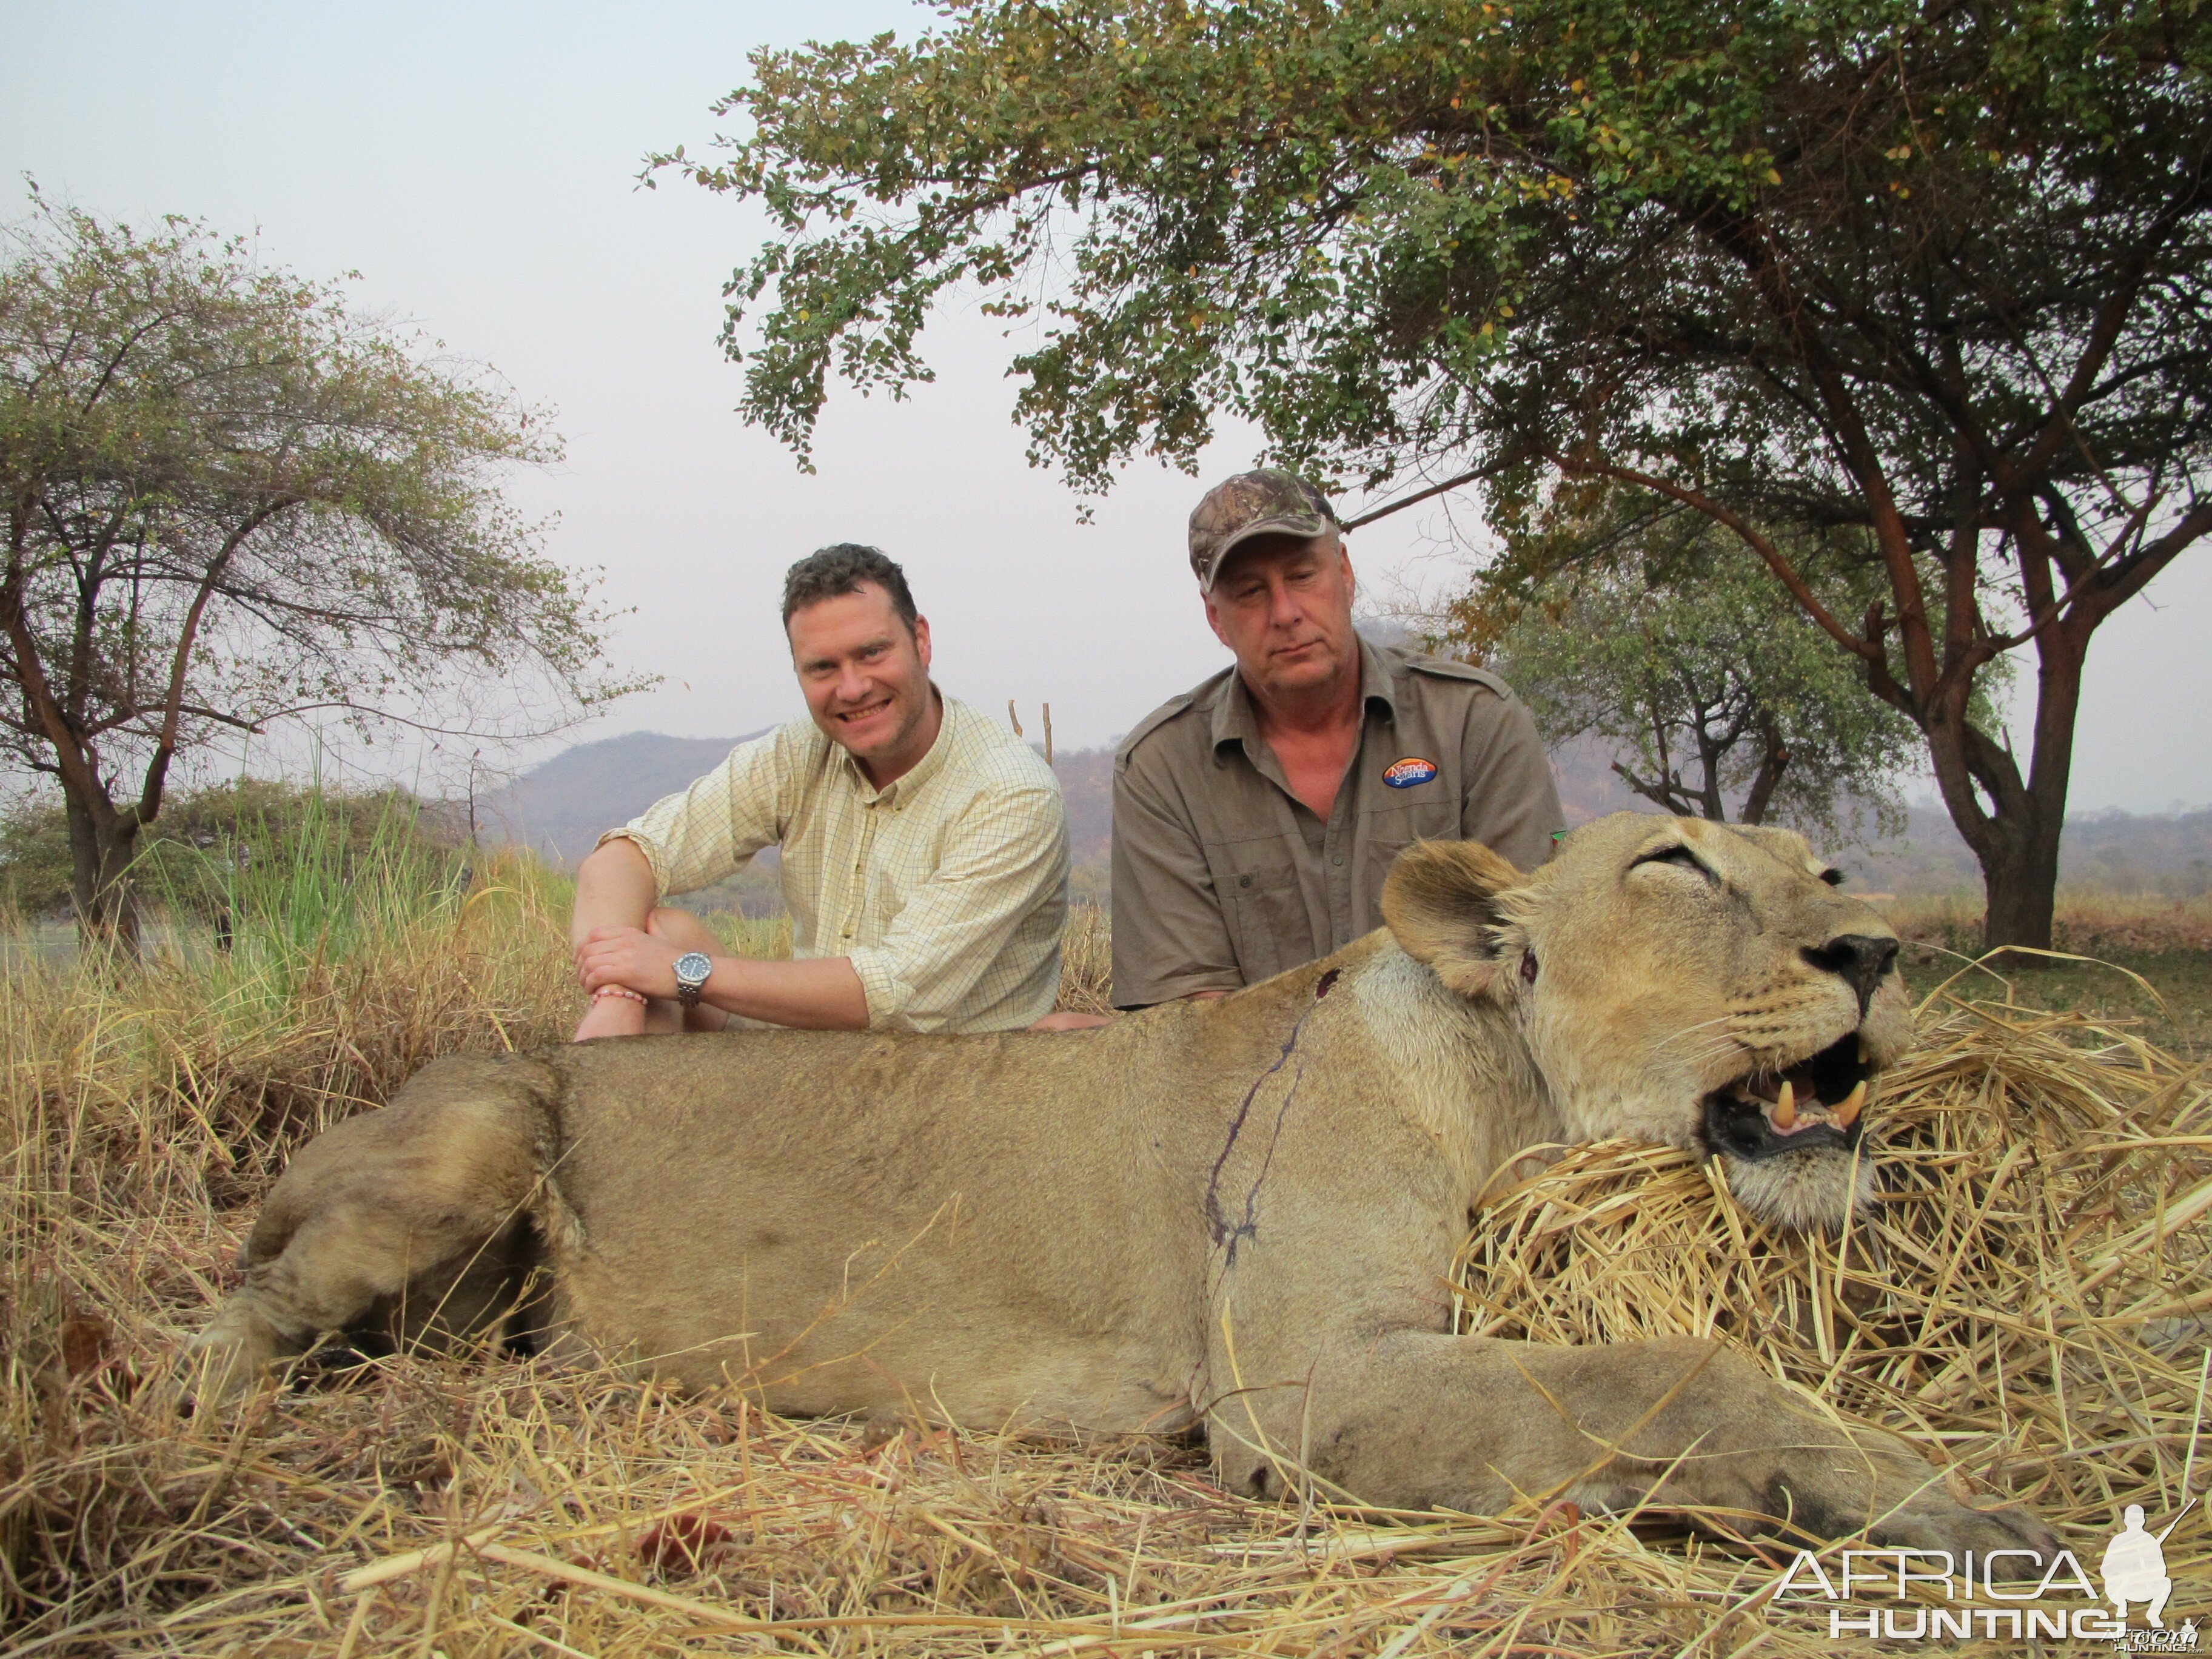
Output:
[1381,840,1524,997]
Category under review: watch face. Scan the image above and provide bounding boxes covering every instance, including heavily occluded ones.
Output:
[675,951,713,984]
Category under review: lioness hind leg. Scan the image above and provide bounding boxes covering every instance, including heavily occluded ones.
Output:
[187,1053,561,1403]
[388,1212,548,1355]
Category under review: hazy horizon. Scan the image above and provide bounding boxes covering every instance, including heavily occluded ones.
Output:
[5,1,2208,814]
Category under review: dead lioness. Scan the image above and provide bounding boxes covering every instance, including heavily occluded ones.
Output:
[193,812,2056,1565]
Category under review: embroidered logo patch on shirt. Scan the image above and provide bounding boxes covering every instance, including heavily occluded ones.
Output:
[1382,757,1439,789]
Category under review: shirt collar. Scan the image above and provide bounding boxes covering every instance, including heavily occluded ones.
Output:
[1210,638,1399,758]
[839,686,954,805]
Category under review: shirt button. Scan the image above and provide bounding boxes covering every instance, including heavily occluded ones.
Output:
[1239,874,1252,888]
[1332,854,1345,866]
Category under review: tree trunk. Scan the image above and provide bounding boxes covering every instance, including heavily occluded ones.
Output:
[1972,615,2088,956]
[1980,813,2062,956]
[1738,722,1788,825]
[63,787,144,955]
[1917,651,2086,957]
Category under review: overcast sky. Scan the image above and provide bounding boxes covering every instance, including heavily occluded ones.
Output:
[5,1,2207,812]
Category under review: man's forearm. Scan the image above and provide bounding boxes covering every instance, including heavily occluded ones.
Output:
[697,954,871,1030]
[572,839,659,951]
[573,905,870,1034]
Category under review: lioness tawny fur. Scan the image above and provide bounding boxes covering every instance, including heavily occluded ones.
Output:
[192,813,2059,1569]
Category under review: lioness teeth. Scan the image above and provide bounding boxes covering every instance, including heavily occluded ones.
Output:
[1771,1079,1797,1131]
[1833,1079,1867,1128]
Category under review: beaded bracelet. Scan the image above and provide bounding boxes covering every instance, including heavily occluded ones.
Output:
[592,985,648,1004]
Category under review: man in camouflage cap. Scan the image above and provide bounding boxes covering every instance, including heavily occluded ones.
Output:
[1107,468,1563,1008]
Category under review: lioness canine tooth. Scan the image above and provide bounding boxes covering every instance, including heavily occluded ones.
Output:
[1772,1079,1797,1131]
[1833,1079,1867,1128]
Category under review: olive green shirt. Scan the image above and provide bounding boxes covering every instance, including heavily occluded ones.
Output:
[1110,641,1564,1007]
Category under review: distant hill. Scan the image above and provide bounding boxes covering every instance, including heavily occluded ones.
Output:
[484,728,2211,905]
[475,731,764,867]
[1839,802,2212,897]
[1538,744,2211,897]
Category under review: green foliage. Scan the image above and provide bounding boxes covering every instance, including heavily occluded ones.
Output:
[667,0,2209,494]
[1470,523,1924,842]
[0,778,460,938]
[147,781,458,956]
[0,194,643,934]
[0,793,73,917]
[666,0,2212,944]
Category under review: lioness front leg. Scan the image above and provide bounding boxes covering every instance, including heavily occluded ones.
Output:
[1225,1332,2060,1574]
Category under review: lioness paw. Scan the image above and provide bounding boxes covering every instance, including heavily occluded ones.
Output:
[1866,1491,2063,1578]
[1748,1442,2061,1578]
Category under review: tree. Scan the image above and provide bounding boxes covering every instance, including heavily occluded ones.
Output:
[662,0,2212,950]
[1459,518,1925,842]
[1,198,633,944]
[1450,493,2006,844]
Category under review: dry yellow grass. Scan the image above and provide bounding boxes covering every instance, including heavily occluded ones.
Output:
[3,876,2207,1655]
[1460,1004,2212,1536]
[1874,893,2212,1061]
[1054,904,1115,1017]
[1881,890,2212,956]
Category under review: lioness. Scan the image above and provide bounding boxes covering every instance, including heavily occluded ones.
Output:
[195,813,2057,1566]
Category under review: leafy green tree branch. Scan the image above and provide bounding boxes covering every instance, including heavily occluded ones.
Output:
[1,196,644,944]
[659,0,2212,949]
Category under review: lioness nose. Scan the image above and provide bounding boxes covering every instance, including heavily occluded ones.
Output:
[1802,933,1900,1008]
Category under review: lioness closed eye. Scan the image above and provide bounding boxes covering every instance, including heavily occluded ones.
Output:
[193,813,2058,1569]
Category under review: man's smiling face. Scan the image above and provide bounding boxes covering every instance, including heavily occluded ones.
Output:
[788,582,936,776]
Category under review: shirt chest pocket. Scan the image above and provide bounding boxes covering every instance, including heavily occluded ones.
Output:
[1222,861,1306,986]
[845,812,936,940]
[1363,793,1460,848]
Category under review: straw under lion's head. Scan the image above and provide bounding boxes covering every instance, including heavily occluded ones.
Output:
[1383,812,1909,1232]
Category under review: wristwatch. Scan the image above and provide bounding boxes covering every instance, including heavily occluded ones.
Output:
[673,951,714,1009]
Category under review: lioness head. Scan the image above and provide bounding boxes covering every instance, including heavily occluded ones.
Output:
[1383,812,1908,1231]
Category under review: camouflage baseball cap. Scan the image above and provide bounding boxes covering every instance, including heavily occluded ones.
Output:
[1188,469,1341,589]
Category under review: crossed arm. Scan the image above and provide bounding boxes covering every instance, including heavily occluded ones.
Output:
[569,838,870,1037]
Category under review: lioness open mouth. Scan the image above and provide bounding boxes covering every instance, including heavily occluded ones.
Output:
[1700,1031,1872,1164]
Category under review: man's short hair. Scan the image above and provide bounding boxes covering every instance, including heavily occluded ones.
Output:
[781,545,919,632]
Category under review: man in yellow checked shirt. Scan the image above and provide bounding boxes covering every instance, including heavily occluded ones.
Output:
[569,545,1070,1037]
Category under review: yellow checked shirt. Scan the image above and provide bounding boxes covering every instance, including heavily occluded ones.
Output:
[598,694,1070,1033]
